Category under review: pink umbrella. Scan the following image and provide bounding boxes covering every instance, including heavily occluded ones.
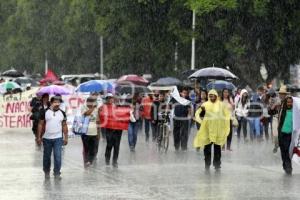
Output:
[117,74,149,86]
[37,85,71,96]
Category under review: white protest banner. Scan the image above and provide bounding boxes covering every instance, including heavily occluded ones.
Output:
[0,88,38,128]
[0,88,88,129]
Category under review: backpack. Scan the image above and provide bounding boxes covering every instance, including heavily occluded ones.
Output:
[72,114,90,136]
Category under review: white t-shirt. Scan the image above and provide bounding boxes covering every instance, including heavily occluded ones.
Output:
[41,108,67,139]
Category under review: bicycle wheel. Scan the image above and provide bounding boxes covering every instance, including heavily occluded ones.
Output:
[162,124,169,153]
[157,124,163,152]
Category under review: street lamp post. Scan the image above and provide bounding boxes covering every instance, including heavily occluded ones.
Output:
[100,36,104,77]
[45,52,48,75]
[191,9,196,70]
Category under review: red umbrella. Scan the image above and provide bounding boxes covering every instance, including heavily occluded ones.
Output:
[117,74,149,86]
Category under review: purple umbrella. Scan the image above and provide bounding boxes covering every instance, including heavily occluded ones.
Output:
[37,85,71,96]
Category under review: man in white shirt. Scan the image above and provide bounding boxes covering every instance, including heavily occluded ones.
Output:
[37,96,68,180]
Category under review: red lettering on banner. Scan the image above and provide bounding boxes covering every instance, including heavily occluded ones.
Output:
[78,98,85,107]
[68,97,78,109]
[5,101,30,114]
[0,114,32,128]
[4,115,9,127]
[17,115,23,127]
[15,103,20,113]
[6,103,14,113]
[19,102,25,112]
[68,97,85,109]
[26,114,31,127]
[9,116,16,128]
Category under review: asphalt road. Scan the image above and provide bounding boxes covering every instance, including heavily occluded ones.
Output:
[0,127,299,200]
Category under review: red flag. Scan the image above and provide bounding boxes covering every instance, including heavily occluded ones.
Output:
[39,69,59,85]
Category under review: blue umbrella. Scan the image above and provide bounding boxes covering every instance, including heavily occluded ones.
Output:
[206,80,236,91]
[75,80,113,93]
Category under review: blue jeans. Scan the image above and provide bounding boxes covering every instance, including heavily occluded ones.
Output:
[128,122,138,148]
[237,116,248,139]
[145,119,157,140]
[248,118,261,140]
[144,119,153,139]
[43,138,63,175]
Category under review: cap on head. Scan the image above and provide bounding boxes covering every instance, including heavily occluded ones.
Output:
[105,93,114,99]
[278,85,290,95]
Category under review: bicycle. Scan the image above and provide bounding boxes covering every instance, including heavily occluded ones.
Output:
[157,111,170,153]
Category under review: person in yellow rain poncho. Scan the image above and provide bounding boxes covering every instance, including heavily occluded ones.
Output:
[193,89,230,171]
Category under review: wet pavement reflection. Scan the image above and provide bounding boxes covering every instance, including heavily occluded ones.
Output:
[0,127,300,199]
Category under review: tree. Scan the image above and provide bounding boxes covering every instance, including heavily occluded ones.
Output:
[0,0,300,88]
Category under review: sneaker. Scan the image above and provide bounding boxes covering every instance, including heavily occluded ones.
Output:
[215,166,221,172]
[105,159,110,166]
[112,161,118,168]
[44,172,50,179]
[54,174,62,180]
[273,147,278,154]
[130,146,135,152]
[285,169,292,175]
[84,162,91,168]
[205,165,210,171]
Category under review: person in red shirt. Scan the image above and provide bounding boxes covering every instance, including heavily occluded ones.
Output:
[98,93,131,168]
[141,94,154,142]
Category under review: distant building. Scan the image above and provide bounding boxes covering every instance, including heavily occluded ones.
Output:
[290,64,300,87]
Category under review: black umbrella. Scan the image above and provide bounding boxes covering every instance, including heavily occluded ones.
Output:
[181,69,198,78]
[151,77,182,86]
[115,84,151,94]
[189,67,238,80]
[182,79,195,89]
[207,80,236,91]
[1,69,24,77]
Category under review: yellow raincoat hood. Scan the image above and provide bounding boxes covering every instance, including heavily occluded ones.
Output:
[208,89,218,97]
[193,89,230,147]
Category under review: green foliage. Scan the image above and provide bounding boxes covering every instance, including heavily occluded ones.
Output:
[187,0,237,14]
[253,0,270,16]
[0,0,299,86]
